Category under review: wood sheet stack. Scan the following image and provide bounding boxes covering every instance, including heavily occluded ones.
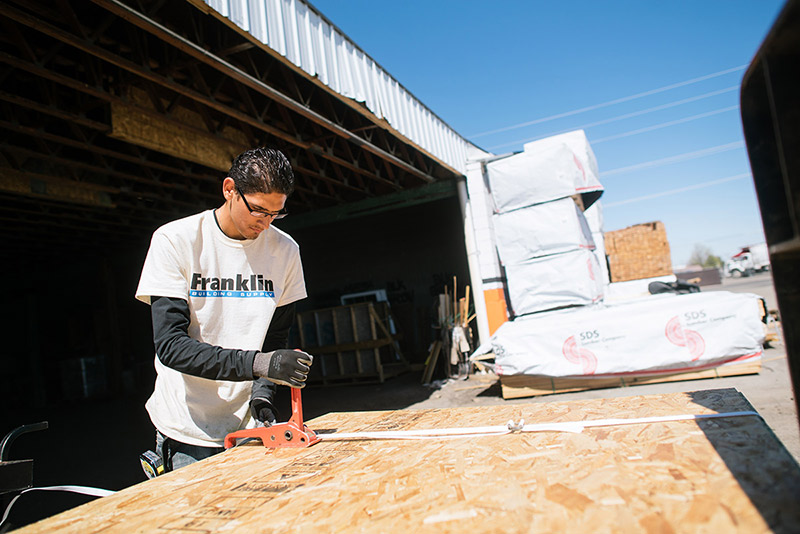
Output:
[605,221,673,282]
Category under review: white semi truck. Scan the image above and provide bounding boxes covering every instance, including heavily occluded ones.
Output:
[725,242,770,277]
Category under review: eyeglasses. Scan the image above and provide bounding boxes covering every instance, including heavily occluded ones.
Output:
[235,185,288,219]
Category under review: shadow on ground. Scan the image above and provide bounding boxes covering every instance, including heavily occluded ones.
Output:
[279,371,438,421]
[688,388,800,531]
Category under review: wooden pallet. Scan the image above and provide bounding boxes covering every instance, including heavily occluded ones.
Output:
[500,357,761,399]
[297,301,408,385]
[18,388,800,533]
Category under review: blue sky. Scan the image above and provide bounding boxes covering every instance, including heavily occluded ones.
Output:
[311,0,786,267]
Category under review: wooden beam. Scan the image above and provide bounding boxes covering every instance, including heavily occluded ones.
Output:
[0,90,110,132]
[182,0,466,180]
[280,179,458,230]
[216,41,255,57]
[0,143,219,202]
[0,190,200,231]
[500,359,763,399]
[0,21,406,195]
[0,3,304,146]
[292,162,362,196]
[0,50,116,103]
[0,167,116,207]
[0,119,219,185]
[0,213,142,240]
[88,0,439,184]
[0,201,158,232]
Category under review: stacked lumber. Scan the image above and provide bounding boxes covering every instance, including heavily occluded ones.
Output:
[605,221,673,282]
[17,389,800,533]
[110,87,247,171]
[423,278,474,384]
[500,356,761,398]
[296,302,408,385]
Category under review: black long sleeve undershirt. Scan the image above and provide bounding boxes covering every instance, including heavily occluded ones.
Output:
[150,297,296,406]
[253,302,296,404]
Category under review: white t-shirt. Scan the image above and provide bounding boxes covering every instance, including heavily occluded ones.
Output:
[136,209,307,446]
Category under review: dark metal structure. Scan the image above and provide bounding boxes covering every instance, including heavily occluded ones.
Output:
[741,0,800,422]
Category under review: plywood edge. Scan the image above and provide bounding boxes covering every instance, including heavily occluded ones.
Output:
[500,359,761,399]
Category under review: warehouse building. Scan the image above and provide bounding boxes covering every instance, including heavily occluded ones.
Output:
[0,0,508,407]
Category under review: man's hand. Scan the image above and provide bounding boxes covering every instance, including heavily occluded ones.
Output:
[250,397,278,426]
[252,349,313,388]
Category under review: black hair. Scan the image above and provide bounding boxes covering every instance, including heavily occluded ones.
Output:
[228,147,295,196]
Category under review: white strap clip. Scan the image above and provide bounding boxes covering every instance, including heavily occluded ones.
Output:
[506,419,525,432]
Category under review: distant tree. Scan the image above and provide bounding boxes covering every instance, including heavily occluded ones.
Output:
[703,254,723,269]
[689,244,723,269]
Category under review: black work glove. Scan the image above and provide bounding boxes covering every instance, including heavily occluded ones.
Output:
[252,349,313,388]
[250,397,278,426]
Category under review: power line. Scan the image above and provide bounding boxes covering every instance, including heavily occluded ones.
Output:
[591,105,739,144]
[600,141,745,177]
[470,65,747,139]
[704,232,760,244]
[603,173,751,208]
[488,86,739,151]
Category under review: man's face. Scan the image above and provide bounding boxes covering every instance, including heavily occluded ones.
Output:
[221,178,287,240]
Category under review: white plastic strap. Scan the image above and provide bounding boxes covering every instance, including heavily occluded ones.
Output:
[317,411,761,441]
[1,485,115,528]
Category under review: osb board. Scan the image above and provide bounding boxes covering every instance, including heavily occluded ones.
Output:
[501,358,762,399]
[110,102,246,172]
[17,389,800,533]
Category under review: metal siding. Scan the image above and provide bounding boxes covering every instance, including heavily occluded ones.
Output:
[310,13,329,85]
[248,0,268,44]
[280,0,299,68]
[200,0,475,173]
[229,0,249,30]
[264,0,282,53]
[296,2,315,76]
[208,0,229,17]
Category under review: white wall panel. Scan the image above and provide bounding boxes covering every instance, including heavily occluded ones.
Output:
[200,0,476,174]
[229,0,248,31]
[247,0,267,43]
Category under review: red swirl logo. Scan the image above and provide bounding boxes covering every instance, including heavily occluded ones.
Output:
[665,316,705,361]
[573,154,587,183]
[562,335,597,374]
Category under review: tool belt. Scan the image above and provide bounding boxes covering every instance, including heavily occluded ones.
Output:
[141,432,224,478]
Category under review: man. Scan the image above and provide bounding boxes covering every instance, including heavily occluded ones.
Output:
[136,147,313,473]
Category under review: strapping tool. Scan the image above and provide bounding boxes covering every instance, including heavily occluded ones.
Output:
[224,387,320,449]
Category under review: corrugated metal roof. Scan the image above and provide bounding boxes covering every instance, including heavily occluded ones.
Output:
[201,0,476,174]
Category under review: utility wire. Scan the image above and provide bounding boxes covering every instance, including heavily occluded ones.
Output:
[470,65,746,139]
[703,232,762,244]
[600,141,745,177]
[603,173,751,207]
[488,86,739,151]
[591,105,739,144]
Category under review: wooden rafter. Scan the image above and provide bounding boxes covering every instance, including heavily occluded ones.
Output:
[0,0,462,255]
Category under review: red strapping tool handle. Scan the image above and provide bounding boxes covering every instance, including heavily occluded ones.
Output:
[224,387,320,449]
